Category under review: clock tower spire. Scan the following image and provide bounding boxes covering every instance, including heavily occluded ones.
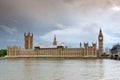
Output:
[98,28,103,57]
[53,35,57,46]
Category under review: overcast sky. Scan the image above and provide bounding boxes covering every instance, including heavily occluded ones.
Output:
[0,0,120,49]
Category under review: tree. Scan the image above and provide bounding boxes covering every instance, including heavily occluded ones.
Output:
[0,49,7,57]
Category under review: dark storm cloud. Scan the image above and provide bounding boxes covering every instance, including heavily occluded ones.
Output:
[0,0,120,48]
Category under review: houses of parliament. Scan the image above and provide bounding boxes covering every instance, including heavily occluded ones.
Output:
[7,28,103,58]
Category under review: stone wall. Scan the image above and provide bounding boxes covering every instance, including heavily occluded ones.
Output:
[7,46,97,58]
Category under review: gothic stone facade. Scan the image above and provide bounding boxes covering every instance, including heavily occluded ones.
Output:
[24,32,33,49]
[7,29,103,58]
[7,43,97,58]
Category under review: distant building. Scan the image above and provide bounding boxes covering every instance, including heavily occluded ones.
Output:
[111,44,120,59]
[53,35,57,46]
[105,48,111,55]
[7,28,104,58]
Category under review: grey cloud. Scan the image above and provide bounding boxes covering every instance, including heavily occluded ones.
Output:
[0,25,17,34]
[0,0,120,49]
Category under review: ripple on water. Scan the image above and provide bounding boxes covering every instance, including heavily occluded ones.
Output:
[0,59,119,80]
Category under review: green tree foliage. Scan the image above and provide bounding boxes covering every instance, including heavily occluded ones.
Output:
[0,49,7,57]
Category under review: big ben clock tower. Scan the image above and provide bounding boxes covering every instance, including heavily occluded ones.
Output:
[98,28,103,57]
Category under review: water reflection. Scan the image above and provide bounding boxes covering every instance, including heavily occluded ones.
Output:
[24,59,32,80]
[0,59,120,80]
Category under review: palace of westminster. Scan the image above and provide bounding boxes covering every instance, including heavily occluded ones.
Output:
[7,28,103,58]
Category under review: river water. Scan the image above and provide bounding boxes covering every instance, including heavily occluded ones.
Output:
[0,58,120,80]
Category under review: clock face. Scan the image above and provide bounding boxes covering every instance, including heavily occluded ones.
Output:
[100,37,102,40]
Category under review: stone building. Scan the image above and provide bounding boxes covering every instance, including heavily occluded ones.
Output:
[24,32,33,49]
[7,46,19,56]
[53,35,57,46]
[7,28,103,58]
[98,28,103,57]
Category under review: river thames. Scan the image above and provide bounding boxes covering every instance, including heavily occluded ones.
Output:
[0,58,120,80]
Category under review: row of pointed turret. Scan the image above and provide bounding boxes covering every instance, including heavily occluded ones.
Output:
[80,42,96,48]
[24,28,103,55]
[24,32,33,37]
[52,28,103,55]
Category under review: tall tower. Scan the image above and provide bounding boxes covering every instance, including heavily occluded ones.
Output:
[53,35,57,46]
[98,28,103,57]
[24,32,33,49]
